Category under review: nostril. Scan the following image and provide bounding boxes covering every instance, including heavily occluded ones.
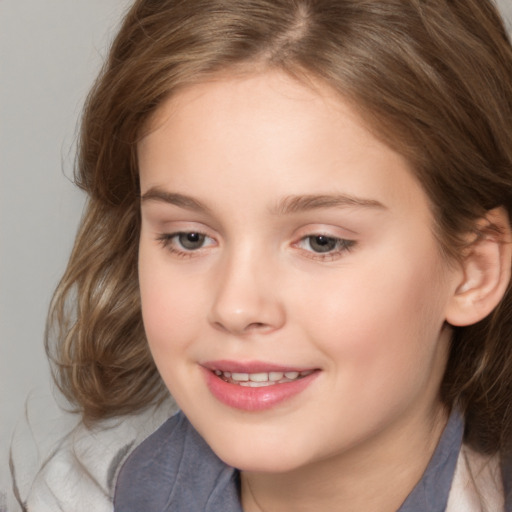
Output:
[211,320,271,335]
[246,322,267,330]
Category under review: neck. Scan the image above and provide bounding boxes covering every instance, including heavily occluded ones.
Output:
[241,403,448,512]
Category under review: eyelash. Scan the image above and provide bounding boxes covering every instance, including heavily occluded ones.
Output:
[155,232,356,261]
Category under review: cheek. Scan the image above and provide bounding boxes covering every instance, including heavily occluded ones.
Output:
[294,245,449,378]
[138,247,202,358]
[299,265,450,432]
[138,258,210,409]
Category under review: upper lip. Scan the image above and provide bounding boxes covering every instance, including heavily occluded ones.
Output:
[201,360,317,373]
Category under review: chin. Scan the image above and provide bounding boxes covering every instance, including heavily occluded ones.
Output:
[203,431,311,473]
[220,450,305,474]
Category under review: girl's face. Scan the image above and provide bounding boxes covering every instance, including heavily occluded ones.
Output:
[138,71,462,474]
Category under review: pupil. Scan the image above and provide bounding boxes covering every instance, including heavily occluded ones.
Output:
[179,232,204,250]
[310,235,336,253]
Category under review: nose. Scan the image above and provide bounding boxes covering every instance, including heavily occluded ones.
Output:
[208,248,286,336]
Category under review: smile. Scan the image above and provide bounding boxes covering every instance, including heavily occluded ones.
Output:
[202,362,320,411]
[213,370,314,387]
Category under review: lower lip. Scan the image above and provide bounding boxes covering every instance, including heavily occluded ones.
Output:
[202,368,319,411]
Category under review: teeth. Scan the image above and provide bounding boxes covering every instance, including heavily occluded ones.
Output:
[239,381,276,387]
[214,369,314,385]
[249,372,269,382]
[231,372,249,382]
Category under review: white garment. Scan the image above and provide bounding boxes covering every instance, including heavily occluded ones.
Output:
[5,392,177,512]
[446,445,505,512]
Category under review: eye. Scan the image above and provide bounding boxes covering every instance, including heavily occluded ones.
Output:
[157,231,216,254]
[297,235,355,257]
[305,235,338,253]
[176,232,207,250]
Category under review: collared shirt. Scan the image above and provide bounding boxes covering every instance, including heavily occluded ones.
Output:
[114,411,466,512]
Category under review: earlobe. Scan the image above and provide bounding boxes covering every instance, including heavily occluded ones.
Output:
[446,207,512,327]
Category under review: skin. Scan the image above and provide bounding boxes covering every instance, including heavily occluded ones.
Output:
[137,70,466,512]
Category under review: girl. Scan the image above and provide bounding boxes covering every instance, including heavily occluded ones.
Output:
[13,0,512,510]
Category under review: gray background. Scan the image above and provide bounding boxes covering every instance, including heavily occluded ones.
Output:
[1,0,511,494]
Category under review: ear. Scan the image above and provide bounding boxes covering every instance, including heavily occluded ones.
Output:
[446,207,512,327]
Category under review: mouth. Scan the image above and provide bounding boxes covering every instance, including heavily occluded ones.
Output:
[213,369,315,387]
[201,361,320,411]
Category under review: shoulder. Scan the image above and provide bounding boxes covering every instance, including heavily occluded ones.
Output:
[9,392,177,512]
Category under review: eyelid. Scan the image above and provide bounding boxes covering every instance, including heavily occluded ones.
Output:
[292,222,359,237]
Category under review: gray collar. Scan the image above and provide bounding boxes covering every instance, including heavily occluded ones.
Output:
[399,410,463,512]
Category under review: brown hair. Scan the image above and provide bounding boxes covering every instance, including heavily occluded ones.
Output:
[47,0,512,455]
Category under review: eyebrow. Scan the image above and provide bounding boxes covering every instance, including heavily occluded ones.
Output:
[141,187,385,215]
[141,188,212,214]
[272,194,386,215]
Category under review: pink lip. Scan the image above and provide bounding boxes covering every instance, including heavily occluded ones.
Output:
[200,360,320,412]
[202,359,311,373]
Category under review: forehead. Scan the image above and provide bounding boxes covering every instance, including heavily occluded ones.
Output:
[142,69,379,155]
[138,70,431,223]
